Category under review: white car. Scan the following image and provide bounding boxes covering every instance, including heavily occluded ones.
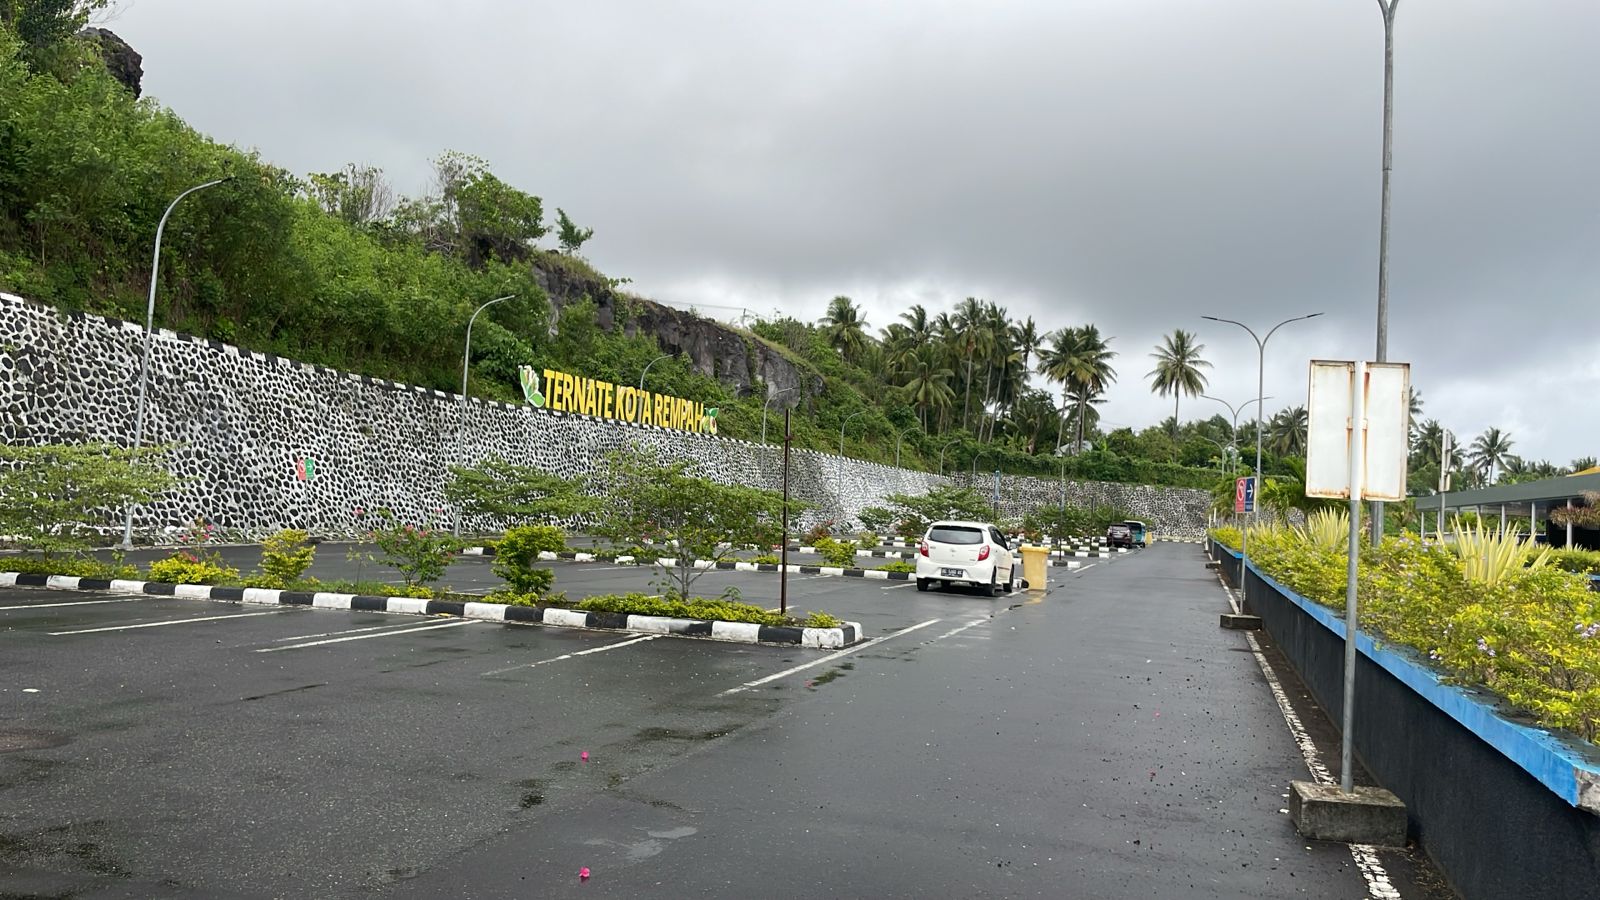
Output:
[915,520,1017,595]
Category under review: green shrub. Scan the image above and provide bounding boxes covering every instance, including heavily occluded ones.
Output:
[148,551,239,585]
[1549,549,1600,576]
[0,554,136,579]
[856,530,882,549]
[813,536,858,568]
[367,511,460,587]
[1245,527,1600,743]
[803,611,841,628]
[1209,526,1242,551]
[857,506,895,535]
[803,520,835,546]
[877,560,915,574]
[574,592,800,627]
[752,553,781,565]
[259,529,315,586]
[492,524,565,594]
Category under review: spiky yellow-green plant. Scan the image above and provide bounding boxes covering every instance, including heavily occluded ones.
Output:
[1292,509,1350,553]
[1448,521,1550,586]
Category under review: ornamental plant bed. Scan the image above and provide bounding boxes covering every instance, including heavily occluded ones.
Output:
[1211,519,1600,744]
[477,590,843,630]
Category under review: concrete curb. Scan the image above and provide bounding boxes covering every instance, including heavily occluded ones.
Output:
[459,547,1093,573]
[0,572,863,648]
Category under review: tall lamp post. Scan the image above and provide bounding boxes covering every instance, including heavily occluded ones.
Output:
[637,354,671,424]
[1200,394,1273,478]
[1200,313,1323,568]
[838,411,867,516]
[454,294,516,535]
[122,176,232,550]
[1371,0,1400,547]
[761,385,796,445]
[937,438,962,476]
[893,423,922,469]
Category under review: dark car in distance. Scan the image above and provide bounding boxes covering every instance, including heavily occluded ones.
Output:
[1106,522,1135,550]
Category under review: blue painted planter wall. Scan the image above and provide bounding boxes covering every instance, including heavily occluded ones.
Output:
[1208,540,1600,900]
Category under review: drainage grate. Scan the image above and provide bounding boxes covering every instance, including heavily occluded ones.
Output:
[0,729,69,752]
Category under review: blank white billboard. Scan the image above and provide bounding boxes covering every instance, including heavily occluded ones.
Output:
[1305,360,1411,502]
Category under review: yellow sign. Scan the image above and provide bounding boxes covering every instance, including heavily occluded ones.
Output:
[536,368,719,434]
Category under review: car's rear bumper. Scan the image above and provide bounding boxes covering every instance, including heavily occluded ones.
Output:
[916,557,997,584]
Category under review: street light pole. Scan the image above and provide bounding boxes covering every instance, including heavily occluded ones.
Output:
[122,176,231,550]
[1201,394,1272,478]
[761,385,796,445]
[938,438,962,477]
[454,294,515,536]
[894,423,922,469]
[636,352,668,393]
[1201,314,1323,569]
[1371,0,1400,547]
[838,411,867,516]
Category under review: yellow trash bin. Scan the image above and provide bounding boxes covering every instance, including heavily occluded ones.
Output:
[1019,545,1050,592]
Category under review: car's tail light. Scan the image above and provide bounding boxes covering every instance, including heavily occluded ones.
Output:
[918,541,929,557]
[978,544,991,561]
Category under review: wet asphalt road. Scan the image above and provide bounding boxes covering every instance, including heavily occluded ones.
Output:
[0,544,1448,898]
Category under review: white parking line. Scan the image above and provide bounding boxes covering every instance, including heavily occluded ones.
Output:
[0,597,145,611]
[257,619,472,652]
[49,611,287,635]
[924,618,989,643]
[481,634,662,676]
[879,582,917,591]
[270,620,434,643]
[719,618,942,696]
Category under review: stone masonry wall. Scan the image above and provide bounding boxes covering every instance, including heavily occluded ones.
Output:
[0,292,1209,540]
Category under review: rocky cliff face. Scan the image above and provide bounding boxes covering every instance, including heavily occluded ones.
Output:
[529,255,819,406]
[81,28,142,98]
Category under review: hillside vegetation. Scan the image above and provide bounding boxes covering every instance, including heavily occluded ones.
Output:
[0,16,1235,487]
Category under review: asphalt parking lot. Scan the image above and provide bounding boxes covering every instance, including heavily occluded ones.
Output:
[0,545,1450,899]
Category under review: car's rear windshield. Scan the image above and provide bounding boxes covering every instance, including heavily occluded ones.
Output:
[928,526,985,545]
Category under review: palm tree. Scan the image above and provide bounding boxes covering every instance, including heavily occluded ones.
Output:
[819,296,869,361]
[1064,383,1106,447]
[1469,427,1515,484]
[952,297,989,431]
[1147,329,1211,440]
[1038,325,1117,455]
[901,344,955,431]
[1267,406,1308,457]
[1407,387,1424,447]
[1573,457,1598,473]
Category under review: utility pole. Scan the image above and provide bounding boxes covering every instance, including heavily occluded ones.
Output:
[1371,0,1400,546]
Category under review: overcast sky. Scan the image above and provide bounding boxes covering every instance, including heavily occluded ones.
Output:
[108,0,1598,464]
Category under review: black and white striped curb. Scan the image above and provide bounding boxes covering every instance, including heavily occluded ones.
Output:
[457,549,1093,575]
[0,572,863,649]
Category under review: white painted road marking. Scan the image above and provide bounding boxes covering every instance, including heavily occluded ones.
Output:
[1216,575,1400,900]
[719,618,942,696]
[0,597,144,611]
[258,619,472,652]
[269,620,434,643]
[481,634,662,676]
[924,618,989,643]
[48,611,287,635]
[879,582,916,591]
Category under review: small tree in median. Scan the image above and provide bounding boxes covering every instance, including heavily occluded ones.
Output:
[0,443,172,554]
[589,446,787,599]
[444,457,592,527]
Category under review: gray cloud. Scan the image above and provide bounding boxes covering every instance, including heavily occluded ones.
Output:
[113,0,1599,463]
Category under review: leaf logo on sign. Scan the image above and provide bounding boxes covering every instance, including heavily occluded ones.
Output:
[519,366,545,408]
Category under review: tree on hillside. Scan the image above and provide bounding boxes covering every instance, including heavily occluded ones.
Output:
[1147,329,1210,442]
[1469,427,1515,484]
[305,164,394,226]
[819,295,870,361]
[393,151,547,266]
[901,344,955,430]
[555,208,594,255]
[953,297,990,431]
[1267,406,1308,457]
[1038,325,1117,455]
[1574,457,1598,473]
[1,0,106,64]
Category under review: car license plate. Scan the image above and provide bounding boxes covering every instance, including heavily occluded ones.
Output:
[940,567,964,578]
